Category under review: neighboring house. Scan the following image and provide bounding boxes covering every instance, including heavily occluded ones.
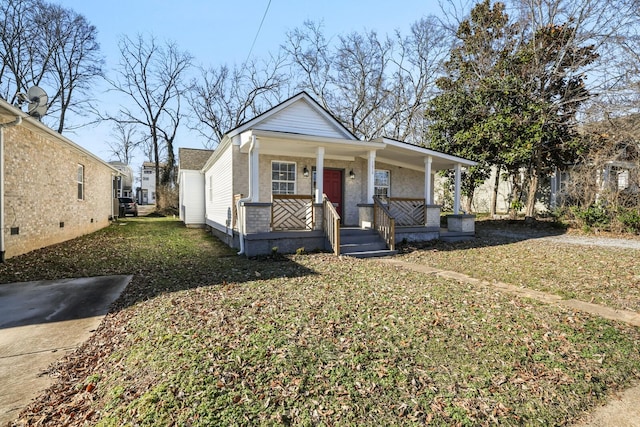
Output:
[0,98,120,260]
[178,148,214,227]
[109,161,134,198]
[182,92,476,257]
[138,162,157,205]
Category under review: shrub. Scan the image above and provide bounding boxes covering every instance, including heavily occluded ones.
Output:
[616,208,640,234]
[571,203,610,231]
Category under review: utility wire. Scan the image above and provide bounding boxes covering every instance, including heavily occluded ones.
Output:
[244,0,272,65]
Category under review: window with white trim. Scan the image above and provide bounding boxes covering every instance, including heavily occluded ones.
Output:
[77,164,84,200]
[271,161,296,194]
[374,169,390,200]
[209,175,214,201]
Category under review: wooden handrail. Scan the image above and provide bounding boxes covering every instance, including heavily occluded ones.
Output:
[323,194,341,255]
[373,196,395,251]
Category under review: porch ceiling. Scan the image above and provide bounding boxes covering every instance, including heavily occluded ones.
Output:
[240,130,477,172]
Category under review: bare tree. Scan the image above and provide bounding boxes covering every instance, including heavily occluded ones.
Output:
[0,0,103,132]
[561,115,640,223]
[188,54,286,147]
[105,34,192,205]
[45,3,103,133]
[108,121,140,165]
[388,17,451,143]
[284,18,451,143]
[0,0,48,101]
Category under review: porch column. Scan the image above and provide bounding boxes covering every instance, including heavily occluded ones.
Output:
[315,146,325,203]
[367,150,376,203]
[454,163,461,215]
[250,138,260,202]
[424,156,433,204]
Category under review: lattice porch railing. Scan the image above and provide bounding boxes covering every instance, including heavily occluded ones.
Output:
[271,195,314,231]
[388,198,426,226]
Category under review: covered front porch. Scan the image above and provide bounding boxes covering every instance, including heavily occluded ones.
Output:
[235,130,476,257]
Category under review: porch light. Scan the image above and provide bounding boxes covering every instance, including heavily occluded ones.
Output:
[349,169,355,179]
[303,166,309,177]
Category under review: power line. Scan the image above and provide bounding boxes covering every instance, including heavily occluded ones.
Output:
[244,0,272,65]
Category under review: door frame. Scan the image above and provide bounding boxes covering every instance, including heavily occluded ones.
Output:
[312,167,345,224]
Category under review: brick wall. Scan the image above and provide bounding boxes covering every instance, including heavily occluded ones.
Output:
[3,123,114,259]
[242,203,271,234]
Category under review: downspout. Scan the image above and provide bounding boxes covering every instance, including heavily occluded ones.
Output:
[236,135,256,255]
[0,116,23,262]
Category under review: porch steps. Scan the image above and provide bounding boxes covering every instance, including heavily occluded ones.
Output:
[339,228,397,258]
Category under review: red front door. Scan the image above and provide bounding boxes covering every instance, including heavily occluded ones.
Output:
[324,169,343,218]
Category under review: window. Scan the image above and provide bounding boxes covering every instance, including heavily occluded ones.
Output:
[143,170,153,174]
[271,162,296,194]
[374,169,390,200]
[209,175,213,201]
[77,164,84,200]
[618,170,629,190]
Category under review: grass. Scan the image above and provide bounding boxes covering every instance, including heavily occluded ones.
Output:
[398,221,640,312]
[4,217,640,426]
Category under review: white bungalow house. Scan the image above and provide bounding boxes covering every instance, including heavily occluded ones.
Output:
[182,92,476,257]
[178,148,214,227]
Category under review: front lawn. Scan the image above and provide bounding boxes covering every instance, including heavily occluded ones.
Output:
[398,223,640,312]
[4,218,640,426]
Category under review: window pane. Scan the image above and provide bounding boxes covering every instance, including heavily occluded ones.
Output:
[374,169,390,199]
[271,162,296,195]
[375,170,389,186]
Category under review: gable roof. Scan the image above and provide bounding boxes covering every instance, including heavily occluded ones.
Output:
[179,148,214,170]
[226,92,358,141]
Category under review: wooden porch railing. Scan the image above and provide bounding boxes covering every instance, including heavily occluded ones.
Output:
[389,198,426,226]
[323,194,341,255]
[272,194,314,231]
[373,196,395,251]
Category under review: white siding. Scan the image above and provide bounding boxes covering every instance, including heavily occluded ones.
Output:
[180,170,206,225]
[205,144,234,231]
[255,99,352,139]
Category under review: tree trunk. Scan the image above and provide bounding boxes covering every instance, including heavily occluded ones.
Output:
[508,172,521,219]
[153,135,161,208]
[525,173,539,218]
[490,166,501,218]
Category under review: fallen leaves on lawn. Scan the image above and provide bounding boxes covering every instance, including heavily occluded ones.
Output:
[6,219,640,426]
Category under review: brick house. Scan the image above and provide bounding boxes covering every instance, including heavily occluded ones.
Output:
[181,92,476,257]
[0,98,120,260]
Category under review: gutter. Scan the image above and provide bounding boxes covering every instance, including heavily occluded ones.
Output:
[236,135,257,255]
[0,116,23,262]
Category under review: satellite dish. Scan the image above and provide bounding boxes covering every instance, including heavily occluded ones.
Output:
[25,86,48,119]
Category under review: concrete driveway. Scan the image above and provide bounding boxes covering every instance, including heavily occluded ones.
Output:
[0,275,131,425]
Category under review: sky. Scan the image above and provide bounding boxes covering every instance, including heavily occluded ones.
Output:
[52,0,444,172]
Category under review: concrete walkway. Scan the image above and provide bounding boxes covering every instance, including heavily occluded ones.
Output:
[377,258,640,427]
[0,275,131,425]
